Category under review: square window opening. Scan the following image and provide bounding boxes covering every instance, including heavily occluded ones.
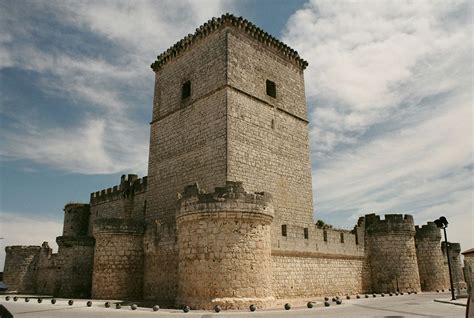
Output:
[266,80,276,98]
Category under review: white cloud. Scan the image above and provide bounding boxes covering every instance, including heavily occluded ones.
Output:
[0,0,236,174]
[283,0,472,157]
[0,212,63,271]
[283,1,473,251]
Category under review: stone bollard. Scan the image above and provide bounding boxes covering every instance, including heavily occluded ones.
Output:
[214,305,221,313]
[131,304,138,310]
[25,298,29,302]
[324,301,330,307]
[153,305,160,311]
[365,294,369,298]
[284,303,291,310]
[87,301,92,307]
[249,304,256,312]
[5,296,9,301]
[116,303,121,309]
[336,299,342,305]
[183,305,190,313]
[37,298,42,303]
[105,302,111,308]
[307,301,314,308]
[68,300,74,306]
[346,295,351,300]
[51,299,56,304]
[356,295,361,299]
[13,297,17,302]
[381,293,384,297]
[324,296,329,301]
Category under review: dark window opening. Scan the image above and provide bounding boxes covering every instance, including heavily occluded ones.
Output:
[143,200,147,216]
[355,232,359,245]
[323,230,328,242]
[282,224,287,237]
[340,232,345,243]
[266,80,276,98]
[182,80,191,99]
[304,228,309,239]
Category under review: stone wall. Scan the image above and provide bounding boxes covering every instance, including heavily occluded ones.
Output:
[89,175,147,235]
[36,242,57,295]
[364,214,421,293]
[176,182,274,309]
[54,236,94,298]
[3,246,40,293]
[272,255,368,298]
[227,29,313,232]
[92,218,145,300]
[415,222,448,291]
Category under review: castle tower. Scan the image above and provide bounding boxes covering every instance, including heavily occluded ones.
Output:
[145,14,311,302]
[442,242,467,290]
[364,214,421,293]
[415,222,448,291]
[36,242,57,295]
[3,246,40,293]
[91,218,145,300]
[88,174,147,300]
[176,182,274,309]
[54,203,95,298]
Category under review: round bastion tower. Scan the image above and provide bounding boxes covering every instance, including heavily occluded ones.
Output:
[415,222,448,291]
[91,218,145,300]
[55,203,95,298]
[364,214,421,293]
[176,181,274,310]
[3,246,41,294]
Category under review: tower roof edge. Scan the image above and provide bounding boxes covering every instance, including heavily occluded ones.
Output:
[151,13,308,72]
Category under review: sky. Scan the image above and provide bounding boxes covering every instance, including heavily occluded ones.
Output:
[0,0,472,270]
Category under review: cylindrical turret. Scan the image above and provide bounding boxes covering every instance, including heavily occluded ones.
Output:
[3,246,40,293]
[63,203,90,237]
[364,214,421,293]
[176,181,274,310]
[91,218,145,300]
[442,242,467,290]
[415,222,448,291]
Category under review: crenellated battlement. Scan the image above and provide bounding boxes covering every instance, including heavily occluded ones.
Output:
[177,181,273,220]
[364,213,415,235]
[90,174,148,205]
[415,222,441,240]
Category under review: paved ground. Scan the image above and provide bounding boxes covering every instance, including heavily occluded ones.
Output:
[0,292,467,317]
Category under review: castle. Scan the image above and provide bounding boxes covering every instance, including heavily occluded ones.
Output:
[2,14,467,309]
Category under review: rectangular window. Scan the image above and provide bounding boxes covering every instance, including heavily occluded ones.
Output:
[182,80,191,99]
[282,224,287,237]
[266,79,276,98]
[304,228,309,239]
[340,232,345,243]
[323,230,328,242]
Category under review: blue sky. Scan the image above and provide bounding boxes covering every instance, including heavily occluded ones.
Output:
[0,0,472,269]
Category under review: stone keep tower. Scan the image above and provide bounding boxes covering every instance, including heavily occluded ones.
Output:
[415,222,448,291]
[364,214,421,293]
[145,14,311,303]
